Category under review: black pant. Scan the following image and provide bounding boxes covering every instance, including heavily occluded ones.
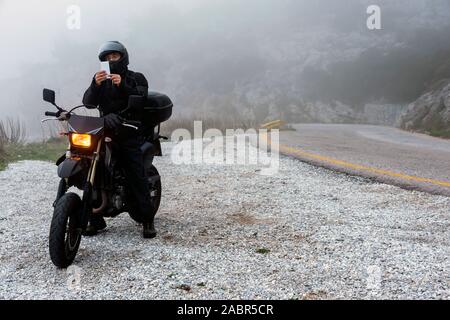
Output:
[115,135,153,222]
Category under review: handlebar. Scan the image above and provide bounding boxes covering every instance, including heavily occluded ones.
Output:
[43,109,141,131]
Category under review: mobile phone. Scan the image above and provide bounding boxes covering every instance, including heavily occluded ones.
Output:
[100,61,111,79]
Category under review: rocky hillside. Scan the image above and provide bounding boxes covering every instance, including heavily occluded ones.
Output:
[399,80,450,138]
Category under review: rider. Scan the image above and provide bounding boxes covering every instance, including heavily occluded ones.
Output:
[82,41,156,239]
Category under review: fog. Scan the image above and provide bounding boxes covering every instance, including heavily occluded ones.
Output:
[1,0,450,139]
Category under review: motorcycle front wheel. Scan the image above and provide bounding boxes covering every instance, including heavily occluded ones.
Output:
[49,192,82,268]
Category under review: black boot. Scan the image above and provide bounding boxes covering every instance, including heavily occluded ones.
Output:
[143,220,156,239]
[83,215,107,236]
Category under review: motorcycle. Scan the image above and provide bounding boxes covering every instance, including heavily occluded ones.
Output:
[41,88,173,268]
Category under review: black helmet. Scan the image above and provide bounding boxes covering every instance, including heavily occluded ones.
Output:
[98,41,129,74]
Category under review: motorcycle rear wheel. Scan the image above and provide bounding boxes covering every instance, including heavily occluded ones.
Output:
[49,192,82,268]
[128,165,162,223]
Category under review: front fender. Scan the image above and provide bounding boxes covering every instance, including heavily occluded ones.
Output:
[57,158,83,178]
[56,154,65,166]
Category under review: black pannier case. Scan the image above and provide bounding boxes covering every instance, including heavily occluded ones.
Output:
[140,91,173,137]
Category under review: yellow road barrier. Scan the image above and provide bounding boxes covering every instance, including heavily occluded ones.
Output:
[261,120,285,130]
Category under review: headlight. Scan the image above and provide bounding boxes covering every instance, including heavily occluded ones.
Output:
[71,133,92,148]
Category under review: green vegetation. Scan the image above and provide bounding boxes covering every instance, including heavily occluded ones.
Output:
[0,139,67,171]
[256,248,270,254]
[0,118,67,171]
[7,139,66,162]
[429,128,450,139]
[0,147,6,171]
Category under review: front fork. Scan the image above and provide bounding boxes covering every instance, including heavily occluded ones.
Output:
[53,178,68,208]
[80,140,102,230]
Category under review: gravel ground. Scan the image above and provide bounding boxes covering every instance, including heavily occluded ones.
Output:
[0,139,449,300]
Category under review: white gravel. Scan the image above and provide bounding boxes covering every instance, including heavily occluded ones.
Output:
[0,140,449,300]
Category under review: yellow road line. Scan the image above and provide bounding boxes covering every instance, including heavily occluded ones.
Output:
[263,133,450,188]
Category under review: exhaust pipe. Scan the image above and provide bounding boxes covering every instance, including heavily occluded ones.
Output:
[93,190,108,214]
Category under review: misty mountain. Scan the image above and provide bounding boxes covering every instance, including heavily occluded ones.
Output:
[1,0,450,138]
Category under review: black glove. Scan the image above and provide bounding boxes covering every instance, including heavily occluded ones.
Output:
[103,113,123,130]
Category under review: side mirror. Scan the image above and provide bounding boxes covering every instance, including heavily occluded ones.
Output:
[128,95,145,111]
[43,89,56,105]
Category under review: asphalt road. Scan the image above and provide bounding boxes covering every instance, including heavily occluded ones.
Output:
[278,124,450,197]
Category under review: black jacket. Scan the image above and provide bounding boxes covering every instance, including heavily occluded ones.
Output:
[83,70,148,119]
